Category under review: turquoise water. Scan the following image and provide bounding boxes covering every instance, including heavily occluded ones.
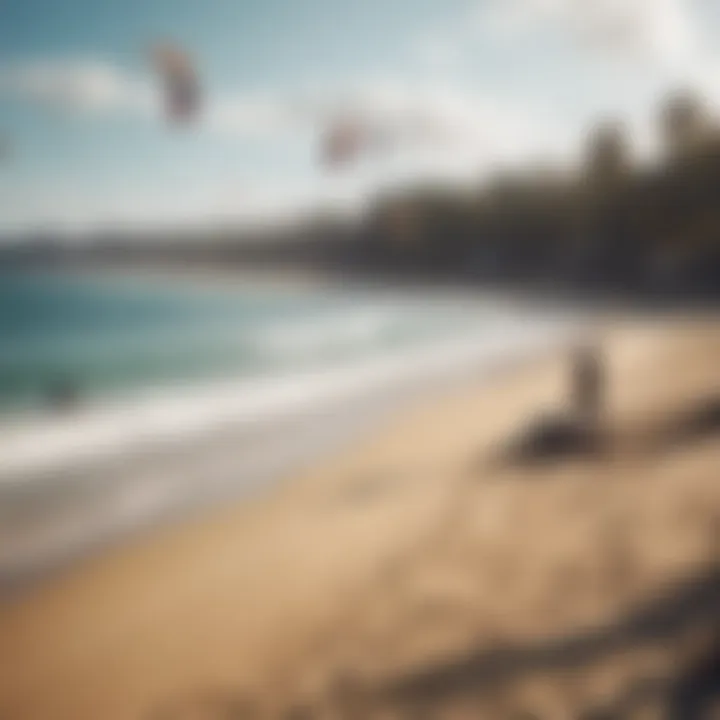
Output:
[0,271,491,412]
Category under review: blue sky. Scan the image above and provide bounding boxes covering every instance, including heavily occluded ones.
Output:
[0,0,718,237]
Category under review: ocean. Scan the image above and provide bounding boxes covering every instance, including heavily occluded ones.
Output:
[0,270,556,413]
[0,270,579,584]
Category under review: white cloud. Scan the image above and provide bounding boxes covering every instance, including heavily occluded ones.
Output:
[0,58,551,167]
[0,58,531,147]
[569,0,697,68]
[293,79,550,162]
[207,80,510,152]
[0,58,318,140]
[206,90,326,138]
[0,60,155,116]
[481,0,701,71]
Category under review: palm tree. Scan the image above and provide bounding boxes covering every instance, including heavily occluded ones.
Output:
[585,120,630,188]
[659,89,710,159]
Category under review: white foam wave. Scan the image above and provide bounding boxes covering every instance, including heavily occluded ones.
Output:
[0,316,577,484]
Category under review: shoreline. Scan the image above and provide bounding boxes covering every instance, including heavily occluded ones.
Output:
[30,255,720,312]
[0,316,578,480]
[0,304,580,591]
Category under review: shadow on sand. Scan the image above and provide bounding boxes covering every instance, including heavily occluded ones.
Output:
[489,393,720,472]
[148,566,720,719]
[498,410,606,467]
[652,395,720,451]
[375,566,720,718]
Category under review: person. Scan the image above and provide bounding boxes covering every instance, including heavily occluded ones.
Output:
[46,376,81,412]
[572,343,605,432]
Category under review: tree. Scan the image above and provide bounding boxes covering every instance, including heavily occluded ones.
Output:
[584,120,630,188]
[659,89,709,159]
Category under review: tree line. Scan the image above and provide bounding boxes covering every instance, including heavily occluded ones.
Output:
[358,89,720,296]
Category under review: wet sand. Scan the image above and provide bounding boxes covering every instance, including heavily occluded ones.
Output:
[0,318,719,719]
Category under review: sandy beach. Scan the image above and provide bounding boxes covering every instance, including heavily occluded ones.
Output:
[0,317,719,719]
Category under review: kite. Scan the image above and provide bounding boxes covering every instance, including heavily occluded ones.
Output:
[150,42,202,123]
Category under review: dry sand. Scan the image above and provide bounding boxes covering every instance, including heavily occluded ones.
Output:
[0,318,719,719]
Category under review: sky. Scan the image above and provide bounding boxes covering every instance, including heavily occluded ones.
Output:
[0,0,719,238]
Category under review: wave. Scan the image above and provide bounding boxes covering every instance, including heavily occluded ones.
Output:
[0,314,577,485]
[0,303,477,409]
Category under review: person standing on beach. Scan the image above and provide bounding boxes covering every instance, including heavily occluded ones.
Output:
[572,344,605,433]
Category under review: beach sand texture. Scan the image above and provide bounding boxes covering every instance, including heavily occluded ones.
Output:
[0,319,719,719]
